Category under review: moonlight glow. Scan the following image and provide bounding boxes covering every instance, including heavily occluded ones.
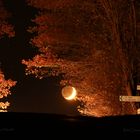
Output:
[62,86,77,100]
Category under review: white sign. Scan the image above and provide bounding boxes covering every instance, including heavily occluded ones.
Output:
[137,85,140,90]
[119,96,140,102]
[137,108,140,114]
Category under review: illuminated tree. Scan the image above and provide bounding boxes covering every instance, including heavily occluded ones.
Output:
[23,0,138,116]
[135,0,140,84]
[0,0,16,112]
[0,0,15,38]
[0,71,16,112]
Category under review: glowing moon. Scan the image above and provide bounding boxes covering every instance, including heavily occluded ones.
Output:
[61,86,77,100]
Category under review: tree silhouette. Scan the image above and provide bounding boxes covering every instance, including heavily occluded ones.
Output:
[0,0,16,112]
[22,0,139,116]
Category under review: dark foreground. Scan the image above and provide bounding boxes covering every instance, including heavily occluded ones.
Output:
[0,112,140,136]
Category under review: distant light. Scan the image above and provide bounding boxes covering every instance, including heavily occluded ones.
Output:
[137,108,140,114]
[0,110,7,112]
[61,86,77,100]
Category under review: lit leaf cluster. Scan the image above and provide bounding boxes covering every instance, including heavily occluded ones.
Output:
[0,71,16,99]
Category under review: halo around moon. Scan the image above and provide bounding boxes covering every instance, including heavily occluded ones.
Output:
[61,86,77,100]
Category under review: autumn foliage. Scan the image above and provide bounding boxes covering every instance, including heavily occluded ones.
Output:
[0,0,16,112]
[0,71,16,111]
[0,71,16,98]
[0,0,15,38]
[22,0,140,116]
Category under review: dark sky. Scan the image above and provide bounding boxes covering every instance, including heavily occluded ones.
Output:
[0,0,80,115]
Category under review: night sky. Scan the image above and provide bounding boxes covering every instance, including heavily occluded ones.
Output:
[0,0,80,115]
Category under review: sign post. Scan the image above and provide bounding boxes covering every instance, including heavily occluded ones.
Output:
[119,84,140,114]
[119,95,140,114]
[137,85,140,91]
[119,96,140,102]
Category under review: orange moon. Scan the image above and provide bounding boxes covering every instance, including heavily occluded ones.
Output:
[61,86,77,100]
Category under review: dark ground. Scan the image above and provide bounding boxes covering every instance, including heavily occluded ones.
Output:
[0,113,140,137]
